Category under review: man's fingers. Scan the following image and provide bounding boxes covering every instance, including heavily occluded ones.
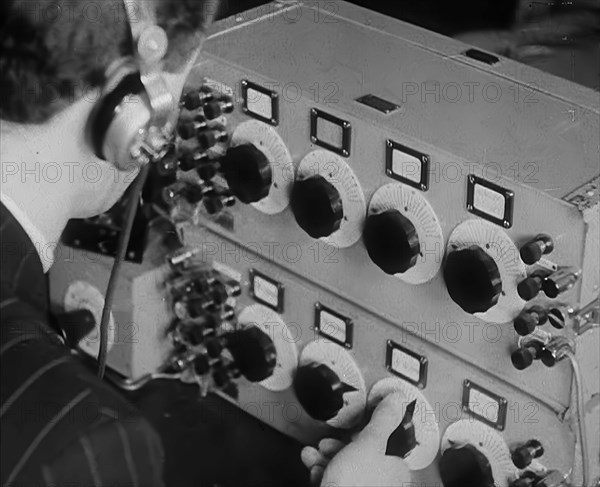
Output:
[320,455,411,487]
[358,392,408,445]
[301,446,329,469]
[310,465,325,487]
[318,438,346,458]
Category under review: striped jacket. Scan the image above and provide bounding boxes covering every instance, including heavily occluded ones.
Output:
[0,203,165,487]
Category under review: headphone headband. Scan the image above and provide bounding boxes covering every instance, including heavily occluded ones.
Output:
[123,0,173,129]
[123,0,159,41]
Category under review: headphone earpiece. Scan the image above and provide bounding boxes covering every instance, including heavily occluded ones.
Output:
[86,0,174,168]
[87,63,147,166]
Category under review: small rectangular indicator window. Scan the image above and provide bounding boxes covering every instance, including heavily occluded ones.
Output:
[242,80,279,125]
[314,303,353,348]
[249,269,283,313]
[385,140,430,191]
[386,340,428,388]
[310,108,351,157]
[462,380,508,430]
[467,175,514,228]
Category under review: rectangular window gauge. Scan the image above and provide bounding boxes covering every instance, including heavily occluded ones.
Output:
[386,340,428,388]
[314,303,353,348]
[385,140,430,191]
[467,175,514,228]
[462,380,508,430]
[310,108,351,157]
[249,269,283,313]
[242,80,279,125]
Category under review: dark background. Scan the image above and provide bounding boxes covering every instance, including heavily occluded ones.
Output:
[128,381,310,487]
[215,0,600,90]
[217,0,522,35]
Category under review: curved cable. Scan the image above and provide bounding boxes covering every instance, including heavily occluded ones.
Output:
[97,163,151,379]
[565,349,590,487]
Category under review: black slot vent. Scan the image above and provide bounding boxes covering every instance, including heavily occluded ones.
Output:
[356,94,400,114]
[463,48,500,65]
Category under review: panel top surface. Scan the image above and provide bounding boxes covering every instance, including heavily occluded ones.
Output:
[203,1,600,199]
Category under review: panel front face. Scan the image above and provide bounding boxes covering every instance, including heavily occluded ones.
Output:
[177,227,581,486]
[180,61,586,410]
[48,2,599,486]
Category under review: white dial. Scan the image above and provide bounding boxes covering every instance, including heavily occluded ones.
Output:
[446,219,526,322]
[441,419,517,487]
[368,377,440,470]
[299,340,366,429]
[295,150,366,248]
[230,120,294,214]
[63,281,116,357]
[368,183,444,284]
[237,304,298,391]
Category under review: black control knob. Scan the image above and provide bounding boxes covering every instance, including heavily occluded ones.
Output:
[178,319,215,346]
[203,197,224,215]
[203,99,234,119]
[293,362,356,421]
[363,210,420,274]
[220,144,272,204]
[212,363,231,388]
[157,144,179,175]
[542,269,579,299]
[179,150,209,172]
[514,305,548,336]
[539,347,562,368]
[512,439,544,469]
[224,327,277,382]
[219,305,236,322]
[197,162,218,181]
[517,274,547,301]
[162,181,208,206]
[439,443,495,487]
[291,176,343,239]
[193,354,211,375]
[443,246,502,314]
[167,276,213,299]
[520,234,554,265]
[54,309,96,348]
[177,115,208,140]
[197,128,228,151]
[205,337,224,358]
[384,399,418,458]
[220,191,236,208]
[181,85,214,111]
[509,473,541,487]
[511,341,544,370]
[210,281,240,305]
[174,294,216,320]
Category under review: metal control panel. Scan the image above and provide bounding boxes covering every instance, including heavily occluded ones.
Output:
[50,2,600,486]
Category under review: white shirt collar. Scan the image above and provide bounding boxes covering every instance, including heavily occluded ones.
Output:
[0,191,55,273]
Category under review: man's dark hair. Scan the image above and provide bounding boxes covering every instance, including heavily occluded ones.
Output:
[0,0,219,123]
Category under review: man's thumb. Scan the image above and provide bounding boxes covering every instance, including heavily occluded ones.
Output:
[355,392,410,448]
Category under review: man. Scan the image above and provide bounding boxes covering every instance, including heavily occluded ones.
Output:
[1,0,412,486]
[1,2,205,484]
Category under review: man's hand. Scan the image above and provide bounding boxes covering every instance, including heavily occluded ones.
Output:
[301,393,412,487]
